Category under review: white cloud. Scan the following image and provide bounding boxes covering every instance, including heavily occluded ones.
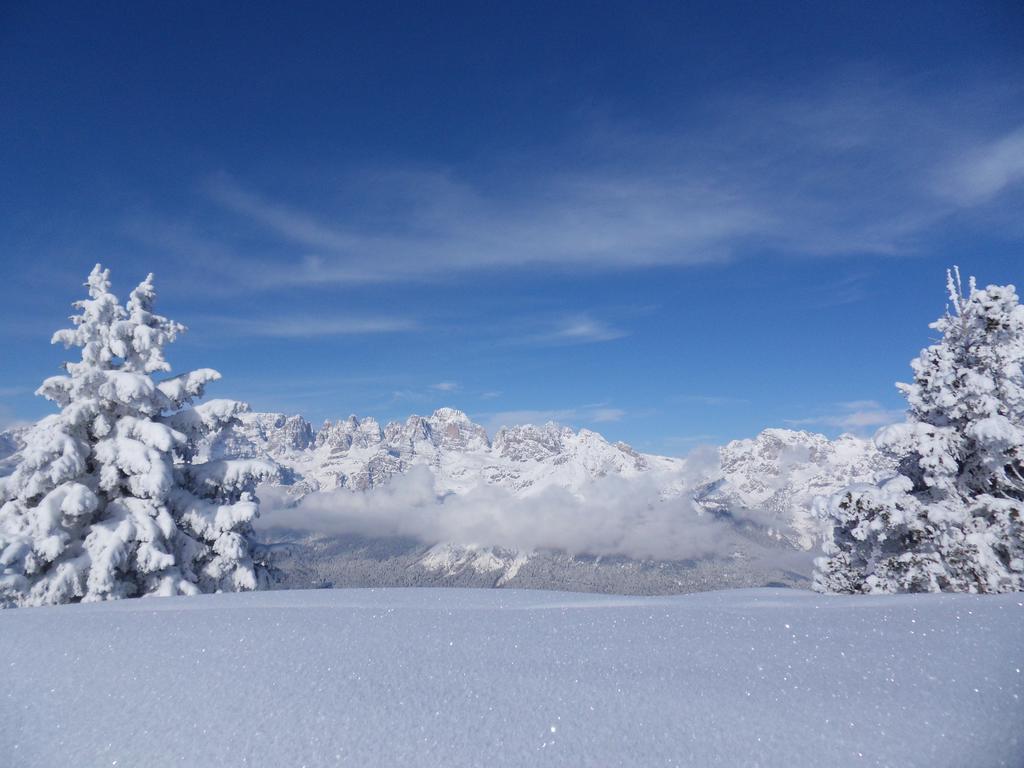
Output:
[481,408,579,427]
[470,312,631,348]
[478,403,626,433]
[547,315,627,344]
[787,400,904,433]
[937,126,1024,206]
[187,80,1024,291]
[388,389,434,404]
[205,171,763,287]
[589,408,626,423]
[663,434,720,446]
[206,175,362,254]
[431,382,460,392]
[254,466,757,562]
[199,315,417,338]
[837,399,887,411]
[673,394,749,406]
[508,314,628,346]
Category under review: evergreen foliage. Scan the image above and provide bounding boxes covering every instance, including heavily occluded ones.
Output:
[0,266,274,606]
[816,269,1024,593]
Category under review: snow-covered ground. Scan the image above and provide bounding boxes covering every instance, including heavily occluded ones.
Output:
[2,588,1021,767]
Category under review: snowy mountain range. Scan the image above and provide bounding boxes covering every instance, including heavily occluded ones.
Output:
[0,407,896,592]
[208,406,670,495]
[191,407,891,591]
[697,428,895,550]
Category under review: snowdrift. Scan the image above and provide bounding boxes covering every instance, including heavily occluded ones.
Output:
[1,587,1021,767]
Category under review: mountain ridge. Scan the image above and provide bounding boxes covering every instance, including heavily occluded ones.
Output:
[207,407,893,592]
[0,407,897,593]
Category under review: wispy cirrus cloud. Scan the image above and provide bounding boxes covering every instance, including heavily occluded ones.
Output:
[203,170,762,288]
[588,407,627,423]
[787,400,904,434]
[198,314,417,339]
[936,126,1024,206]
[178,77,1024,292]
[672,394,750,407]
[479,312,630,348]
[549,315,627,343]
[526,314,628,345]
[660,435,721,453]
[478,403,626,434]
[206,177,364,256]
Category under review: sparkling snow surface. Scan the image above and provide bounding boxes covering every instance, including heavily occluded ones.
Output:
[1,588,1022,767]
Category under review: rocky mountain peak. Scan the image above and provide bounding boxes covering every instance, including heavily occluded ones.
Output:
[315,415,383,453]
[430,407,470,423]
[700,427,895,549]
[214,412,313,459]
[379,409,490,454]
[428,408,489,452]
[492,422,565,462]
[384,415,434,454]
[185,405,895,558]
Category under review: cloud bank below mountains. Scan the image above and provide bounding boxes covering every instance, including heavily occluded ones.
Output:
[255,461,815,567]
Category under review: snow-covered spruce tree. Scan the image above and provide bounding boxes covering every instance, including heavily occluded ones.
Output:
[815,268,1024,594]
[0,265,275,607]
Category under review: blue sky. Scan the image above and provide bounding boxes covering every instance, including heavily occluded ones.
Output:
[1,1,1023,454]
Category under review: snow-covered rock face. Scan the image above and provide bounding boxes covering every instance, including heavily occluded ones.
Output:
[10,388,897,592]
[716,429,890,507]
[314,416,383,453]
[490,423,650,483]
[216,413,890,549]
[425,407,490,452]
[243,413,314,453]
[210,407,659,498]
[696,428,894,549]
[204,412,899,588]
[492,423,567,462]
[377,408,489,457]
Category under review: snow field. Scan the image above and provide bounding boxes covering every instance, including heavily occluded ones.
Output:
[1,587,1021,767]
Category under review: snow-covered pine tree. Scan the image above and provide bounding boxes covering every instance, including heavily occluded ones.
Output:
[815,268,1024,594]
[0,265,275,607]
